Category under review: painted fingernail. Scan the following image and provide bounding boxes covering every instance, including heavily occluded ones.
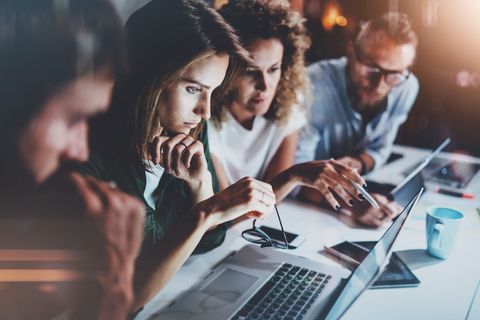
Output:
[349,199,355,206]
[358,193,365,199]
[335,205,341,211]
[363,184,368,190]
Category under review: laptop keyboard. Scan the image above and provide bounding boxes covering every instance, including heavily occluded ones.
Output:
[231,263,332,320]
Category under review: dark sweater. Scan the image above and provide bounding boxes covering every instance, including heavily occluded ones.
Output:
[77,125,226,254]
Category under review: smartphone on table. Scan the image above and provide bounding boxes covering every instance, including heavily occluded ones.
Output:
[258,225,305,249]
[323,241,369,266]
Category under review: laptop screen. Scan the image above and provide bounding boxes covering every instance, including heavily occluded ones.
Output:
[324,188,423,320]
[391,137,450,195]
[392,173,424,207]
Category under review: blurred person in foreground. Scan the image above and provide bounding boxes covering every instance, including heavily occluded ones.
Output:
[0,0,144,318]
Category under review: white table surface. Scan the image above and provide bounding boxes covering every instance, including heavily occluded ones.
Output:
[136,145,480,320]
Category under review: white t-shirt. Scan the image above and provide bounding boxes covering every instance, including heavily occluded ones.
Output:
[208,107,306,184]
[143,160,165,210]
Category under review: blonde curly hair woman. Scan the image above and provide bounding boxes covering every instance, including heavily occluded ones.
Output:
[208,0,366,207]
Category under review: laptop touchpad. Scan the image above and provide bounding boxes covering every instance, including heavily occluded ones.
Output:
[201,268,258,303]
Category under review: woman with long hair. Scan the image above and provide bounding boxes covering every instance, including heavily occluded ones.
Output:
[81,0,276,311]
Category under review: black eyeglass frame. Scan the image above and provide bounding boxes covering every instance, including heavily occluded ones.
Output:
[241,205,290,249]
[352,43,411,86]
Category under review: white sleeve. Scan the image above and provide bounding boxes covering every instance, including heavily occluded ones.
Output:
[289,122,321,198]
[295,122,319,165]
[206,121,222,159]
[284,104,307,137]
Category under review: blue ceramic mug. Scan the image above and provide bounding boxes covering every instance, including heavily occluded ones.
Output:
[426,207,464,259]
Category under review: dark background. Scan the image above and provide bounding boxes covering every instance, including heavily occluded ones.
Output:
[301,0,480,157]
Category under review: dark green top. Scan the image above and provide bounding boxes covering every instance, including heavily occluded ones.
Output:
[78,125,226,254]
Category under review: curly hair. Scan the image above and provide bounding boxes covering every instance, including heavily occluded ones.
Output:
[213,0,311,126]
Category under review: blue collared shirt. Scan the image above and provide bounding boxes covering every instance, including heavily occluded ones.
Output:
[296,57,419,170]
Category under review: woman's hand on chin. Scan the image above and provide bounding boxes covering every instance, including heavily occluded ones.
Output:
[150,133,210,183]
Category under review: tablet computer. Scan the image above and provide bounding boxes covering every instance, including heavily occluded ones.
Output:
[366,138,451,207]
[404,157,480,189]
[323,241,420,288]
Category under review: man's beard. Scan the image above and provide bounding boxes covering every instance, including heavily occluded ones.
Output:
[346,67,388,116]
[353,90,387,113]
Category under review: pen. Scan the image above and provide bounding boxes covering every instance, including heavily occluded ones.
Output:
[353,182,380,208]
[435,187,474,199]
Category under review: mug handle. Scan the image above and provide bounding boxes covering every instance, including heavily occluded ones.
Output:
[433,223,445,249]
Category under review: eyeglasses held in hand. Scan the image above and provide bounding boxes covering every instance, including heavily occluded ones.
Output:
[241,205,289,249]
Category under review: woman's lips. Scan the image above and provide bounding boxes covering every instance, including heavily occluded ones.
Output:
[183,121,200,128]
[251,96,265,103]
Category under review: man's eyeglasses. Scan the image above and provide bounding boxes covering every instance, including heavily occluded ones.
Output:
[242,205,289,249]
[352,44,411,87]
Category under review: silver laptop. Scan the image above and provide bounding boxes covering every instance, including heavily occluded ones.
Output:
[155,189,423,320]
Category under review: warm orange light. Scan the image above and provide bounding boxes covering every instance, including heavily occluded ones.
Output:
[322,4,339,31]
[336,16,348,27]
